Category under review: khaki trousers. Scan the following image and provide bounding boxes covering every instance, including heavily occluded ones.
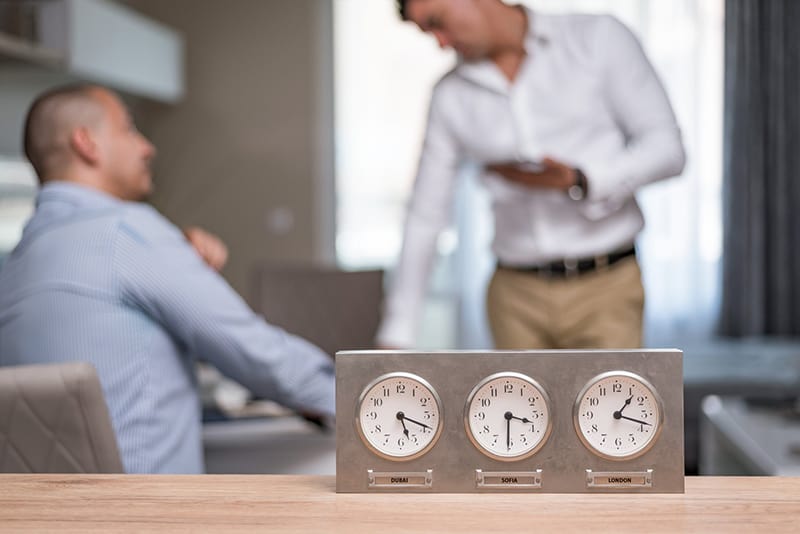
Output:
[487,256,644,349]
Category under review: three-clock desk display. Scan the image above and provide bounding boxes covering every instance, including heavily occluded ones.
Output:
[336,350,683,493]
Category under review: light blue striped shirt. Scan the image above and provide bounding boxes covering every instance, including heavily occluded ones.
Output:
[0,182,335,473]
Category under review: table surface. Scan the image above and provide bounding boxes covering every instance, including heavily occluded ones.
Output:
[1,475,799,533]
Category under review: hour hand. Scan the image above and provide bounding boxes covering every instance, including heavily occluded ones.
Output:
[617,395,633,414]
[396,412,410,438]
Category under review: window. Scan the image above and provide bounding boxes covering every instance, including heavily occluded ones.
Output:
[0,158,37,265]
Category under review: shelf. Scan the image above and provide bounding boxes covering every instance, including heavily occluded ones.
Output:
[0,31,64,68]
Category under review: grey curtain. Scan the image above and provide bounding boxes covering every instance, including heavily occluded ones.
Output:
[720,0,800,336]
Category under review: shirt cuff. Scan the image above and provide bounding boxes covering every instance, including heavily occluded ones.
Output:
[578,164,637,220]
[375,311,416,349]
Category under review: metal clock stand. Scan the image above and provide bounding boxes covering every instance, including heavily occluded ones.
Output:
[335,350,684,493]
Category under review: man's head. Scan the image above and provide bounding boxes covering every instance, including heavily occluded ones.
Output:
[396,0,502,61]
[23,84,156,201]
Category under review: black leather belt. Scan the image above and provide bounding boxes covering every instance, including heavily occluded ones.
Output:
[499,246,636,277]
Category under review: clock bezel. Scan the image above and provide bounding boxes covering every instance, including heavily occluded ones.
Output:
[355,371,444,462]
[573,370,665,461]
[463,371,553,462]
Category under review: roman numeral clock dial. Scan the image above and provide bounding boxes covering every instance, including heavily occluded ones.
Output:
[574,371,664,460]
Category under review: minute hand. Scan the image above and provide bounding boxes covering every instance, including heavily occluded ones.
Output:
[618,414,652,426]
[401,415,432,430]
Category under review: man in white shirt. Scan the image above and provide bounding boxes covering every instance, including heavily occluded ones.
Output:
[377,0,686,349]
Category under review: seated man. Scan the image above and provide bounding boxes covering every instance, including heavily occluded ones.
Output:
[0,85,335,474]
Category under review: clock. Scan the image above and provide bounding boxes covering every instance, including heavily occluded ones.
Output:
[464,372,552,461]
[574,371,664,460]
[336,350,684,493]
[355,372,444,461]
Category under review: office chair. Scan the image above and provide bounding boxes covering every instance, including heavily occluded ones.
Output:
[0,361,124,473]
[251,265,384,358]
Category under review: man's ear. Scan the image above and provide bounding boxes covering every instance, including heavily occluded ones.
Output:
[69,126,100,165]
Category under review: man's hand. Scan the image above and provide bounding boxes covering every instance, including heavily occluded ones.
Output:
[487,157,576,191]
[183,226,229,272]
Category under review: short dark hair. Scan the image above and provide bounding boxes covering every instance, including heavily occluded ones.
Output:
[396,0,408,20]
[23,84,100,182]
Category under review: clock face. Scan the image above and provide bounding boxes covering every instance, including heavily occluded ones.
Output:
[356,372,443,461]
[465,372,552,461]
[574,371,663,460]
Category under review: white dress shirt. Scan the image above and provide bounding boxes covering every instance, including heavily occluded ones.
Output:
[377,9,686,348]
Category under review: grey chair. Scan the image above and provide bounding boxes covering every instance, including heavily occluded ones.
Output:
[251,265,384,358]
[0,361,123,473]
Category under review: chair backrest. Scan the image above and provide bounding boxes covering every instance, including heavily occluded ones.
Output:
[252,266,384,358]
[0,361,124,473]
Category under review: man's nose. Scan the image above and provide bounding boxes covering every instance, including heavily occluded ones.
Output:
[142,137,156,159]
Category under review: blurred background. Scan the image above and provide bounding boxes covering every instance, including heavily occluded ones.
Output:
[1,0,798,477]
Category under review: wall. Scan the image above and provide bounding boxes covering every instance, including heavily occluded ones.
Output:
[124,0,335,299]
[0,67,74,156]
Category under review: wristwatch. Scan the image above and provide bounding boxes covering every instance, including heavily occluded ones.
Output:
[567,168,588,201]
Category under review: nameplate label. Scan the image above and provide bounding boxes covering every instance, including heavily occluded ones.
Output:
[475,469,542,489]
[586,469,653,488]
[367,470,433,488]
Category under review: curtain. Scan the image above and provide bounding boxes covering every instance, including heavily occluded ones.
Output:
[720,0,800,336]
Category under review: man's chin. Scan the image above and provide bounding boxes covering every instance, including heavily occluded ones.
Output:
[130,180,153,202]
[137,188,153,202]
[458,48,484,62]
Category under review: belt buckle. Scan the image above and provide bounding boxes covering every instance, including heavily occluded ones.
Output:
[595,254,610,271]
[563,258,578,277]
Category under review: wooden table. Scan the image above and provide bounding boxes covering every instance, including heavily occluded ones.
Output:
[1,475,798,533]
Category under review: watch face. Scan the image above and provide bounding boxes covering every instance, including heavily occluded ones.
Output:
[355,372,443,461]
[574,371,663,460]
[567,184,584,200]
[464,372,552,461]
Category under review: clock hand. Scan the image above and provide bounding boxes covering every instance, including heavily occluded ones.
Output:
[616,395,634,416]
[395,412,410,438]
[615,413,652,426]
[504,411,512,450]
[509,414,533,424]
[399,413,432,431]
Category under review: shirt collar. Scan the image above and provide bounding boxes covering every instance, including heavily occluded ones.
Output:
[453,6,551,93]
[524,6,554,48]
[36,181,125,210]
